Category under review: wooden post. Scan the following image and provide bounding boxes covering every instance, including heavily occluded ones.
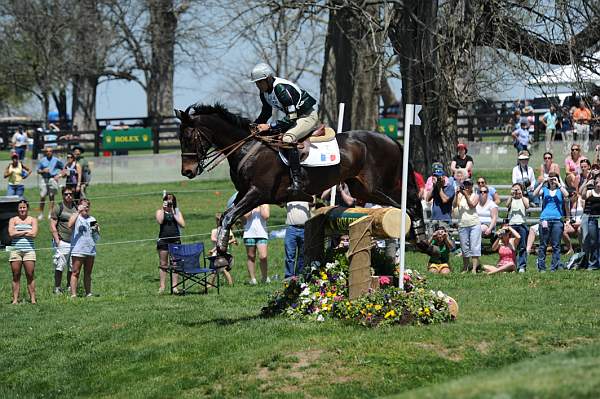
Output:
[348,216,373,300]
[94,128,101,157]
[303,213,327,273]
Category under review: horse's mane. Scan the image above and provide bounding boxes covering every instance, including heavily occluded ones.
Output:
[190,103,251,130]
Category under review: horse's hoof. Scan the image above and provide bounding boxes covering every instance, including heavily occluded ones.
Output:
[213,256,230,270]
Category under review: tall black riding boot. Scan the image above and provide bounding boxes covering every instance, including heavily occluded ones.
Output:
[287,147,303,195]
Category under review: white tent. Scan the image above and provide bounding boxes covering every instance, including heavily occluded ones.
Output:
[528,62,600,87]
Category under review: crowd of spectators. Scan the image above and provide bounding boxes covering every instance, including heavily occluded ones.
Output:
[422,137,600,274]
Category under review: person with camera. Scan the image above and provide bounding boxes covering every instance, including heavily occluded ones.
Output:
[453,179,481,273]
[475,177,501,205]
[506,183,530,272]
[156,193,185,294]
[427,225,454,274]
[68,199,100,297]
[425,162,455,225]
[482,225,521,274]
[580,174,600,270]
[476,187,498,242]
[562,188,584,257]
[512,150,537,206]
[533,172,569,272]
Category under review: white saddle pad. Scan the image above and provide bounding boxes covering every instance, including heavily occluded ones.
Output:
[279,139,341,167]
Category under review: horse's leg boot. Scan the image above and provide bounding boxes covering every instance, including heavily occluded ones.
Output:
[287,147,304,196]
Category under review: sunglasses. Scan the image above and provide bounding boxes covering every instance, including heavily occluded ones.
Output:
[544,156,552,160]
[572,148,580,152]
[64,192,73,196]
[480,190,488,193]
[477,181,485,185]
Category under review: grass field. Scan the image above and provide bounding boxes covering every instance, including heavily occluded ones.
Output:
[2,178,600,398]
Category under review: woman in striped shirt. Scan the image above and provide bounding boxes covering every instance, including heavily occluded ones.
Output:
[8,200,38,304]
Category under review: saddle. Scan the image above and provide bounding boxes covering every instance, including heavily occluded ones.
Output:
[298,125,336,161]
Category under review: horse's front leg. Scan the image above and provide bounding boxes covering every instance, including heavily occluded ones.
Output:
[217,187,262,254]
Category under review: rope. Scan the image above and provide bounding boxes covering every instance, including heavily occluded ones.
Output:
[3,224,289,253]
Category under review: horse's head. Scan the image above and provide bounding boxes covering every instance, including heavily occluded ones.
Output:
[175,107,212,179]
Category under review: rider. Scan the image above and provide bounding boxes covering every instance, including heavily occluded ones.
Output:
[251,63,318,195]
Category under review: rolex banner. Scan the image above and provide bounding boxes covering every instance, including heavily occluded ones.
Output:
[102,128,153,150]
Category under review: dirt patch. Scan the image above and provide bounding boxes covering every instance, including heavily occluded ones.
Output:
[414,342,464,362]
[475,341,491,354]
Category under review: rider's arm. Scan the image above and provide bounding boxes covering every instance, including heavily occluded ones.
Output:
[271,83,300,131]
[254,93,272,124]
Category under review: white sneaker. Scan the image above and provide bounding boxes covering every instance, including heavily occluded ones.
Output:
[85,293,93,297]
[54,287,63,294]
[249,278,257,285]
[47,213,52,220]
[37,214,44,221]
[262,277,271,284]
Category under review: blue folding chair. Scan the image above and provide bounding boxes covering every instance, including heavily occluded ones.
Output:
[168,242,219,295]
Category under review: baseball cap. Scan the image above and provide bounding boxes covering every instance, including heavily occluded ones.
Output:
[457,143,467,151]
[10,152,18,159]
[431,162,445,176]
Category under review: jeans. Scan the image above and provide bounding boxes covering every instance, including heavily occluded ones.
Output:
[7,184,24,197]
[15,147,26,160]
[284,225,305,278]
[510,224,528,270]
[586,216,600,270]
[515,142,528,153]
[580,214,589,252]
[537,220,563,271]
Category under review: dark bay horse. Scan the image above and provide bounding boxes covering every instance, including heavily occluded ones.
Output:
[175,103,427,256]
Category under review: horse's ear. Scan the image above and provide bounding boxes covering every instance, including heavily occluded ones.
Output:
[174,109,183,121]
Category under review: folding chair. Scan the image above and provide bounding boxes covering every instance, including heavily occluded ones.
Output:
[168,242,219,295]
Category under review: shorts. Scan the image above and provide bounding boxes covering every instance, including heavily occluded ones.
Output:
[428,263,450,273]
[53,240,72,272]
[9,250,36,262]
[244,238,268,247]
[39,178,59,198]
[71,253,95,259]
[157,237,181,251]
[458,225,482,257]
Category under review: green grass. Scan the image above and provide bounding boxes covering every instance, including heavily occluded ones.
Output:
[2,180,600,398]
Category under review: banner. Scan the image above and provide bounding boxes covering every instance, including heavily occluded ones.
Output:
[377,118,398,138]
[102,128,153,150]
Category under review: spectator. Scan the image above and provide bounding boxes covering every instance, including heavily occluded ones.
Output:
[542,105,558,151]
[523,103,536,138]
[538,151,562,186]
[284,201,311,279]
[564,144,586,185]
[482,225,521,274]
[413,170,425,199]
[573,99,592,152]
[476,186,498,242]
[578,165,600,259]
[60,152,82,203]
[569,158,591,190]
[512,119,530,153]
[321,183,355,207]
[581,175,600,270]
[210,213,235,286]
[73,146,91,198]
[424,162,455,225]
[8,200,38,304]
[453,179,481,273]
[450,143,474,177]
[453,168,468,190]
[512,150,536,204]
[68,199,100,297]
[533,172,569,272]
[50,187,77,294]
[243,205,270,285]
[36,147,63,220]
[4,152,31,197]
[563,189,584,257]
[506,183,529,272]
[11,126,28,160]
[560,106,574,154]
[592,95,600,141]
[475,176,501,204]
[427,225,454,274]
[156,193,185,294]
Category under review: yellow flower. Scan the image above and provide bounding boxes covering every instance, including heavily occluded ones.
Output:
[384,310,396,319]
[374,304,382,311]
[326,292,333,297]
[320,272,328,281]
[424,307,431,316]
[366,303,372,309]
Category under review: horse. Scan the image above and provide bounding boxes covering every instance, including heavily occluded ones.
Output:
[174,103,428,259]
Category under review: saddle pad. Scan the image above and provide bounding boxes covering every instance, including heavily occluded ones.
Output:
[279,138,341,167]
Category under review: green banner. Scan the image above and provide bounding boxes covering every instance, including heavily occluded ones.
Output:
[377,118,398,138]
[102,128,153,150]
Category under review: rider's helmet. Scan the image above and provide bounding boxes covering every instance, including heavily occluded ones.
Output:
[250,63,274,82]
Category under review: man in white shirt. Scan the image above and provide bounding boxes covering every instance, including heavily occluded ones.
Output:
[284,201,311,279]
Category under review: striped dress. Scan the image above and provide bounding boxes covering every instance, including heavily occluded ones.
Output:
[12,219,35,251]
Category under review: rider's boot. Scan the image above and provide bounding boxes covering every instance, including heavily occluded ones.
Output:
[287,146,303,196]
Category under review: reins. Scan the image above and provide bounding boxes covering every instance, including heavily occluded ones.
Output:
[182,123,297,173]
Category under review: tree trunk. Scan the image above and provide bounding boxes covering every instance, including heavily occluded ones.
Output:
[147,0,177,121]
[72,75,98,131]
[52,88,68,127]
[319,1,384,131]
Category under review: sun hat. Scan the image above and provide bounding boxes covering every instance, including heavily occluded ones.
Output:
[72,145,85,153]
[518,150,530,160]
[457,143,467,151]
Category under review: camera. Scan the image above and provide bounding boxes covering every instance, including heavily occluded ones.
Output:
[502,218,510,225]
[522,178,531,188]
[592,169,600,177]
[459,184,465,191]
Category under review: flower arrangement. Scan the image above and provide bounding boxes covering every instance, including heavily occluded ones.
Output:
[262,252,455,327]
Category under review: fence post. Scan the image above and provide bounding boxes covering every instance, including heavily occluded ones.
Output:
[152,116,160,154]
[94,128,101,157]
